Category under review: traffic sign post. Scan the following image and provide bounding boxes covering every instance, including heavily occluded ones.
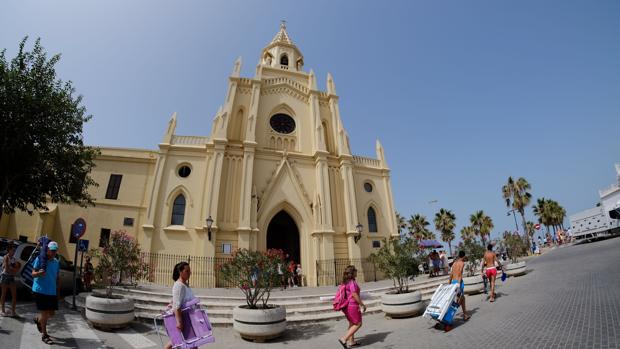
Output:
[71,218,87,310]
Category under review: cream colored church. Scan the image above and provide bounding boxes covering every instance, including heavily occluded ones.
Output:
[0,24,397,286]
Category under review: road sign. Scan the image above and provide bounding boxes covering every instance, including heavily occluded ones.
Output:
[78,239,89,252]
[71,218,87,240]
[535,223,541,230]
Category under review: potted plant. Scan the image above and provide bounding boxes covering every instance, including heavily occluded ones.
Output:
[369,236,422,318]
[86,230,149,329]
[502,232,528,276]
[458,239,485,294]
[220,248,290,342]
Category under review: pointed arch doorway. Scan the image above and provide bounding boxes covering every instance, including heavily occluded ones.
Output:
[266,210,300,264]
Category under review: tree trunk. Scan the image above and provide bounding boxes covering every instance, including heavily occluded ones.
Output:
[520,213,530,247]
[448,242,453,257]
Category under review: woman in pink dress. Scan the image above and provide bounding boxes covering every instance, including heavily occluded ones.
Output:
[338,265,366,348]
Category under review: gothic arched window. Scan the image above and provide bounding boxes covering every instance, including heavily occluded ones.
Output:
[368,207,378,233]
[280,54,289,66]
[171,194,186,225]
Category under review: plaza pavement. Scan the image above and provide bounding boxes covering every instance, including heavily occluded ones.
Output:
[1,237,618,348]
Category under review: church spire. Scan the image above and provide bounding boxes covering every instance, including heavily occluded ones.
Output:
[260,22,304,72]
[270,21,293,45]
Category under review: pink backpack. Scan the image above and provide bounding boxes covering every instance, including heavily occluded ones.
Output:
[333,284,348,311]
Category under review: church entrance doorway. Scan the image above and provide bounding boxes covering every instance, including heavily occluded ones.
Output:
[266,210,300,265]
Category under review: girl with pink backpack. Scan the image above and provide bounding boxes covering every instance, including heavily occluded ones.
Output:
[336,265,366,348]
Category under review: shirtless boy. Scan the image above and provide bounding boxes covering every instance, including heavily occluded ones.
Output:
[481,244,501,302]
[448,251,470,321]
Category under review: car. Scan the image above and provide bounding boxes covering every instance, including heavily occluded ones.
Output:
[0,238,83,294]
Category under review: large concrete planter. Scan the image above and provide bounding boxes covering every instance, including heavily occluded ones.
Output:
[504,261,527,276]
[463,275,484,295]
[233,305,286,342]
[85,293,134,329]
[381,290,424,318]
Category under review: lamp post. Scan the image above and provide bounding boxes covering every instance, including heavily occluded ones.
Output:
[507,209,519,233]
[354,223,363,244]
[206,215,214,241]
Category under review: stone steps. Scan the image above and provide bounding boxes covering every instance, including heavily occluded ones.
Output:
[69,276,449,326]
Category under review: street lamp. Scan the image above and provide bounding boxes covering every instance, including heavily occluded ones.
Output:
[206,215,214,241]
[354,223,363,244]
[507,209,519,233]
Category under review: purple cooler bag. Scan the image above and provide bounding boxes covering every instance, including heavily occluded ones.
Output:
[155,297,215,349]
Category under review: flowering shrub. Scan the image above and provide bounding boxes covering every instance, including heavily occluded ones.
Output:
[220,248,290,309]
[89,230,149,297]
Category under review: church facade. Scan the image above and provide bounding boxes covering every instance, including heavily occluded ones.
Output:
[0,24,398,286]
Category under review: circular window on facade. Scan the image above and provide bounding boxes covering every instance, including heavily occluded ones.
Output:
[270,113,296,134]
[178,165,191,178]
[364,182,373,193]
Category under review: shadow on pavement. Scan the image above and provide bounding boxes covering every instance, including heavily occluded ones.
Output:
[357,331,391,347]
[265,322,333,344]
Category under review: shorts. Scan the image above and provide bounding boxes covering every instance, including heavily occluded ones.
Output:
[34,292,58,311]
[0,273,16,285]
[485,267,497,278]
[451,279,464,295]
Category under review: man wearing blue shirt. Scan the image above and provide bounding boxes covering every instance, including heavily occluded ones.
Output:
[32,241,60,345]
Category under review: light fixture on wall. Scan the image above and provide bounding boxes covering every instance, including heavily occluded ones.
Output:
[206,215,214,241]
[354,223,363,244]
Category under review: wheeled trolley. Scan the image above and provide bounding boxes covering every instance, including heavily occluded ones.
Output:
[154,298,215,349]
[423,283,460,331]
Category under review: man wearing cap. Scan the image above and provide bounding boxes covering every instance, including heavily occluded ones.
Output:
[32,241,60,345]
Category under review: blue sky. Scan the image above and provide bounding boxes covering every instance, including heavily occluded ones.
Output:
[2,0,619,244]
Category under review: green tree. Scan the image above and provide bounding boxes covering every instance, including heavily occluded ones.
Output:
[434,208,456,256]
[502,176,532,245]
[0,37,98,215]
[369,236,420,294]
[469,210,493,246]
[395,211,407,236]
[460,225,476,242]
[408,213,434,240]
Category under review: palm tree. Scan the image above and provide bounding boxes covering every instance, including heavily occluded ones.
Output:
[532,197,551,234]
[434,208,456,256]
[408,214,433,240]
[395,212,407,236]
[525,221,536,241]
[460,226,476,242]
[470,210,493,245]
[502,176,532,245]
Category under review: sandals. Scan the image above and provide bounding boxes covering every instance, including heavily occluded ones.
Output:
[42,334,53,344]
[338,339,349,349]
[348,341,361,347]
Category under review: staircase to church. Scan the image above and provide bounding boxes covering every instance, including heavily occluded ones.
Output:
[69,275,450,326]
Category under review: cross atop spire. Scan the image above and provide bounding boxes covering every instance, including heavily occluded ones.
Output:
[270,20,294,45]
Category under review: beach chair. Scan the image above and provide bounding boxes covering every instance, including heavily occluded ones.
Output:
[423,283,460,331]
[154,297,215,349]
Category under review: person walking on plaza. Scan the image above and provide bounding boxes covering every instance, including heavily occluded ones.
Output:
[449,251,471,321]
[1,243,20,317]
[439,250,449,275]
[338,265,366,349]
[481,244,501,302]
[82,255,94,291]
[32,240,60,345]
[165,261,196,349]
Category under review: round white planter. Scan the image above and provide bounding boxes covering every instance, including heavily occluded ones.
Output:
[233,305,286,342]
[463,275,484,295]
[504,261,527,276]
[85,293,134,329]
[381,290,424,318]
